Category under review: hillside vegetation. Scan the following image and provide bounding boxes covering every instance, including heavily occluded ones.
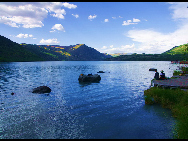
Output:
[0,35,111,62]
[163,44,188,55]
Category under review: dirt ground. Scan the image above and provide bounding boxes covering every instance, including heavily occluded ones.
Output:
[152,75,188,89]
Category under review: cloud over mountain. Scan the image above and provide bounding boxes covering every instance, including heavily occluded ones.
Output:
[16,33,33,38]
[39,38,60,44]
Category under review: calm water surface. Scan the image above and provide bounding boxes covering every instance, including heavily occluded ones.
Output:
[0,61,178,139]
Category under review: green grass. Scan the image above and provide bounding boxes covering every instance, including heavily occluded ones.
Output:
[144,87,188,139]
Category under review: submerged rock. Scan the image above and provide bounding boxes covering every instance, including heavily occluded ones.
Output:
[78,74,101,83]
[32,86,51,94]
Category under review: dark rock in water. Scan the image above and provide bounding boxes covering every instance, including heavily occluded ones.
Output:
[78,74,101,83]
[32,86,51,94]
[97,71,105,73]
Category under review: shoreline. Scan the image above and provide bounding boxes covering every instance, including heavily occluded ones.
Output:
[145,70,188,139]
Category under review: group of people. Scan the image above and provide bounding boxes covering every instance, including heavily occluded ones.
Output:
[154,70,165,80]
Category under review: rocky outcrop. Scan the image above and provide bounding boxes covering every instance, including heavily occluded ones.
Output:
[32,86,51,94]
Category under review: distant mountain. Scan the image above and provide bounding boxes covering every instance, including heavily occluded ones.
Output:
[22,43,111,61]
[0,35,111,62]
[109,53,133,57]
[105,44,188,61]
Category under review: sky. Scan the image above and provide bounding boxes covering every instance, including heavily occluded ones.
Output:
[0,2,188,54]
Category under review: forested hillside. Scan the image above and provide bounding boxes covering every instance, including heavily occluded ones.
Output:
[0,35,44,62]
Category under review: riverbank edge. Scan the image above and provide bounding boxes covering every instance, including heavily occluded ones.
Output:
[144,86,188,139]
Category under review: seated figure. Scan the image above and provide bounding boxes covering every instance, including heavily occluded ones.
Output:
[160,70,165,80]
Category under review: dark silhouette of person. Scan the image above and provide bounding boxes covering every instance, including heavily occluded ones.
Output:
[154,71,159,80]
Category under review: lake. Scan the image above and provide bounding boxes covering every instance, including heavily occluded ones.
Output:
[0,61,178,139]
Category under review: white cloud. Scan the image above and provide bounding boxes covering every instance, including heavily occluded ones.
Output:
[16,33,34,38]
[168,2,188,20]
[50,24,65,32]
[50,9,66,19]
[104,19,109,22]
[39,38,60,44]
[72,14,79,18]
[0,2,77,28]
[88,14,97,21]
[0,3,47,28]
[102,46,107,49]
[122,20,137,26]
[133,18,140,22]
[112,16,123,19]
[45,2,76,19]
[4,20,20,28]
[99,44,135,54]
[29,34,33,37]
[121,44,135,49]
[122,18,140,26]
[122,20,132,26]
[62,2,77,9]
[126,24,188,54]
[110,45,114,48]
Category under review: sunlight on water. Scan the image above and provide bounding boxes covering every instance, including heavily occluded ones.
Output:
[0,61,177,139]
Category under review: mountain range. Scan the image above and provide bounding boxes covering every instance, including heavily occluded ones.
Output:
[0,34,188,62]
[105,44,188,61]
[0,35,111,62]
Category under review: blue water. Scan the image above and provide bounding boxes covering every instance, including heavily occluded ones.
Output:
[0,61,177,139]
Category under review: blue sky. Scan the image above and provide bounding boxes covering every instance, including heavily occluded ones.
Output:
[0,2,188,54]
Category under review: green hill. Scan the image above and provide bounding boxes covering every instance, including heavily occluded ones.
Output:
[163,44,188,55]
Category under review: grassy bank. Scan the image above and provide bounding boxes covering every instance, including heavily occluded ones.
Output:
[144,87,188,139]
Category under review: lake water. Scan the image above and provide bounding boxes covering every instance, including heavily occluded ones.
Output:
[0,61,178,139]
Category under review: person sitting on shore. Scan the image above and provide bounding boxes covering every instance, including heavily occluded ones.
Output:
[159,70,165,80]
[154,71,159,80]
